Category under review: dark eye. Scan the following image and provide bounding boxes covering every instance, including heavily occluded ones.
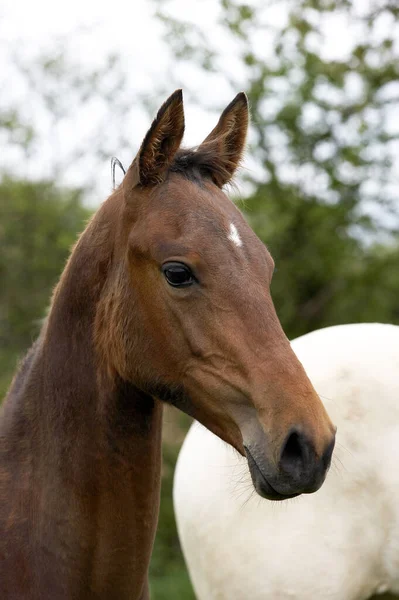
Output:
[162,262,196,288]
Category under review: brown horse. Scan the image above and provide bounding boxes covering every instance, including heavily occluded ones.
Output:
[0,90,336,599]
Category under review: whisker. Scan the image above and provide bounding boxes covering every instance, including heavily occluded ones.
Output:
[318,393,339,407]
[239,487,257,511]
[332,455,347,474]
[335,441,353,458]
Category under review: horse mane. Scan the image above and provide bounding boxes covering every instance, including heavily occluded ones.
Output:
[169,145,237,187]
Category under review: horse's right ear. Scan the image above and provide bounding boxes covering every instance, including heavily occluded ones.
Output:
[123,89,185,195]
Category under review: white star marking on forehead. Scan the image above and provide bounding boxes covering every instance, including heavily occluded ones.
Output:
[228,223,242,248]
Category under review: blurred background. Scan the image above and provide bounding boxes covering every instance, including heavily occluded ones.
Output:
[1,0,398,597]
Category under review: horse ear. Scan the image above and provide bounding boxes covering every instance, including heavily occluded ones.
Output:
[124,89,185,192]
[197,92,249,187]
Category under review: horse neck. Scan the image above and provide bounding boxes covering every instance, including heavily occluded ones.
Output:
[21,191,163,464]
[1,192,163,588]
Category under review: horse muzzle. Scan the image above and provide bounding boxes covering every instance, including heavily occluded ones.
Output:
[244,428,336,501]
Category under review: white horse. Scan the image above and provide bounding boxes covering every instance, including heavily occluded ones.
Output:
[174,323,399,600]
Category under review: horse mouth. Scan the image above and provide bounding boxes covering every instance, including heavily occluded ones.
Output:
[244,446,299,502]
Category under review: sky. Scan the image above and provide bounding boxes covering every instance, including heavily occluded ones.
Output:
[1,0,165,68]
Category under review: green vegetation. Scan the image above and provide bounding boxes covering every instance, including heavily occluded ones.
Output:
[1,0,398,598]
[0,178,91,398]
[150,441,196,600]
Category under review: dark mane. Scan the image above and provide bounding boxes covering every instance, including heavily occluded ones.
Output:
[170,146,235,185]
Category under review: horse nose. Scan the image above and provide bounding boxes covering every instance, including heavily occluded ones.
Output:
[278,428,335,493]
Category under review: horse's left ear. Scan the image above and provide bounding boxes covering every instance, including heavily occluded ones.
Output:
[197,92,249,187]
[124,89,185,194]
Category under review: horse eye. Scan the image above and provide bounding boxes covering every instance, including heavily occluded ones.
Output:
[162,262,196,288]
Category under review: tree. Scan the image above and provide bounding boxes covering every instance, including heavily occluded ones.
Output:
[242,185,399,337]
[0,40,136,196]
[0,178,91,395]
[156,0,399,226]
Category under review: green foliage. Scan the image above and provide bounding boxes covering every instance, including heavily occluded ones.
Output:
[241,186,399,339]
[156,0,399,234]
[0,177,91,397]
[150,444,195,600]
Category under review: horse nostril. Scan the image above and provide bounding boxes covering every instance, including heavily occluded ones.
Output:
[279,430,308,476]
[276,429,335,494]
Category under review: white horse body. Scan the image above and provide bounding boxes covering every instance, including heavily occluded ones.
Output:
[174,324,399,600]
